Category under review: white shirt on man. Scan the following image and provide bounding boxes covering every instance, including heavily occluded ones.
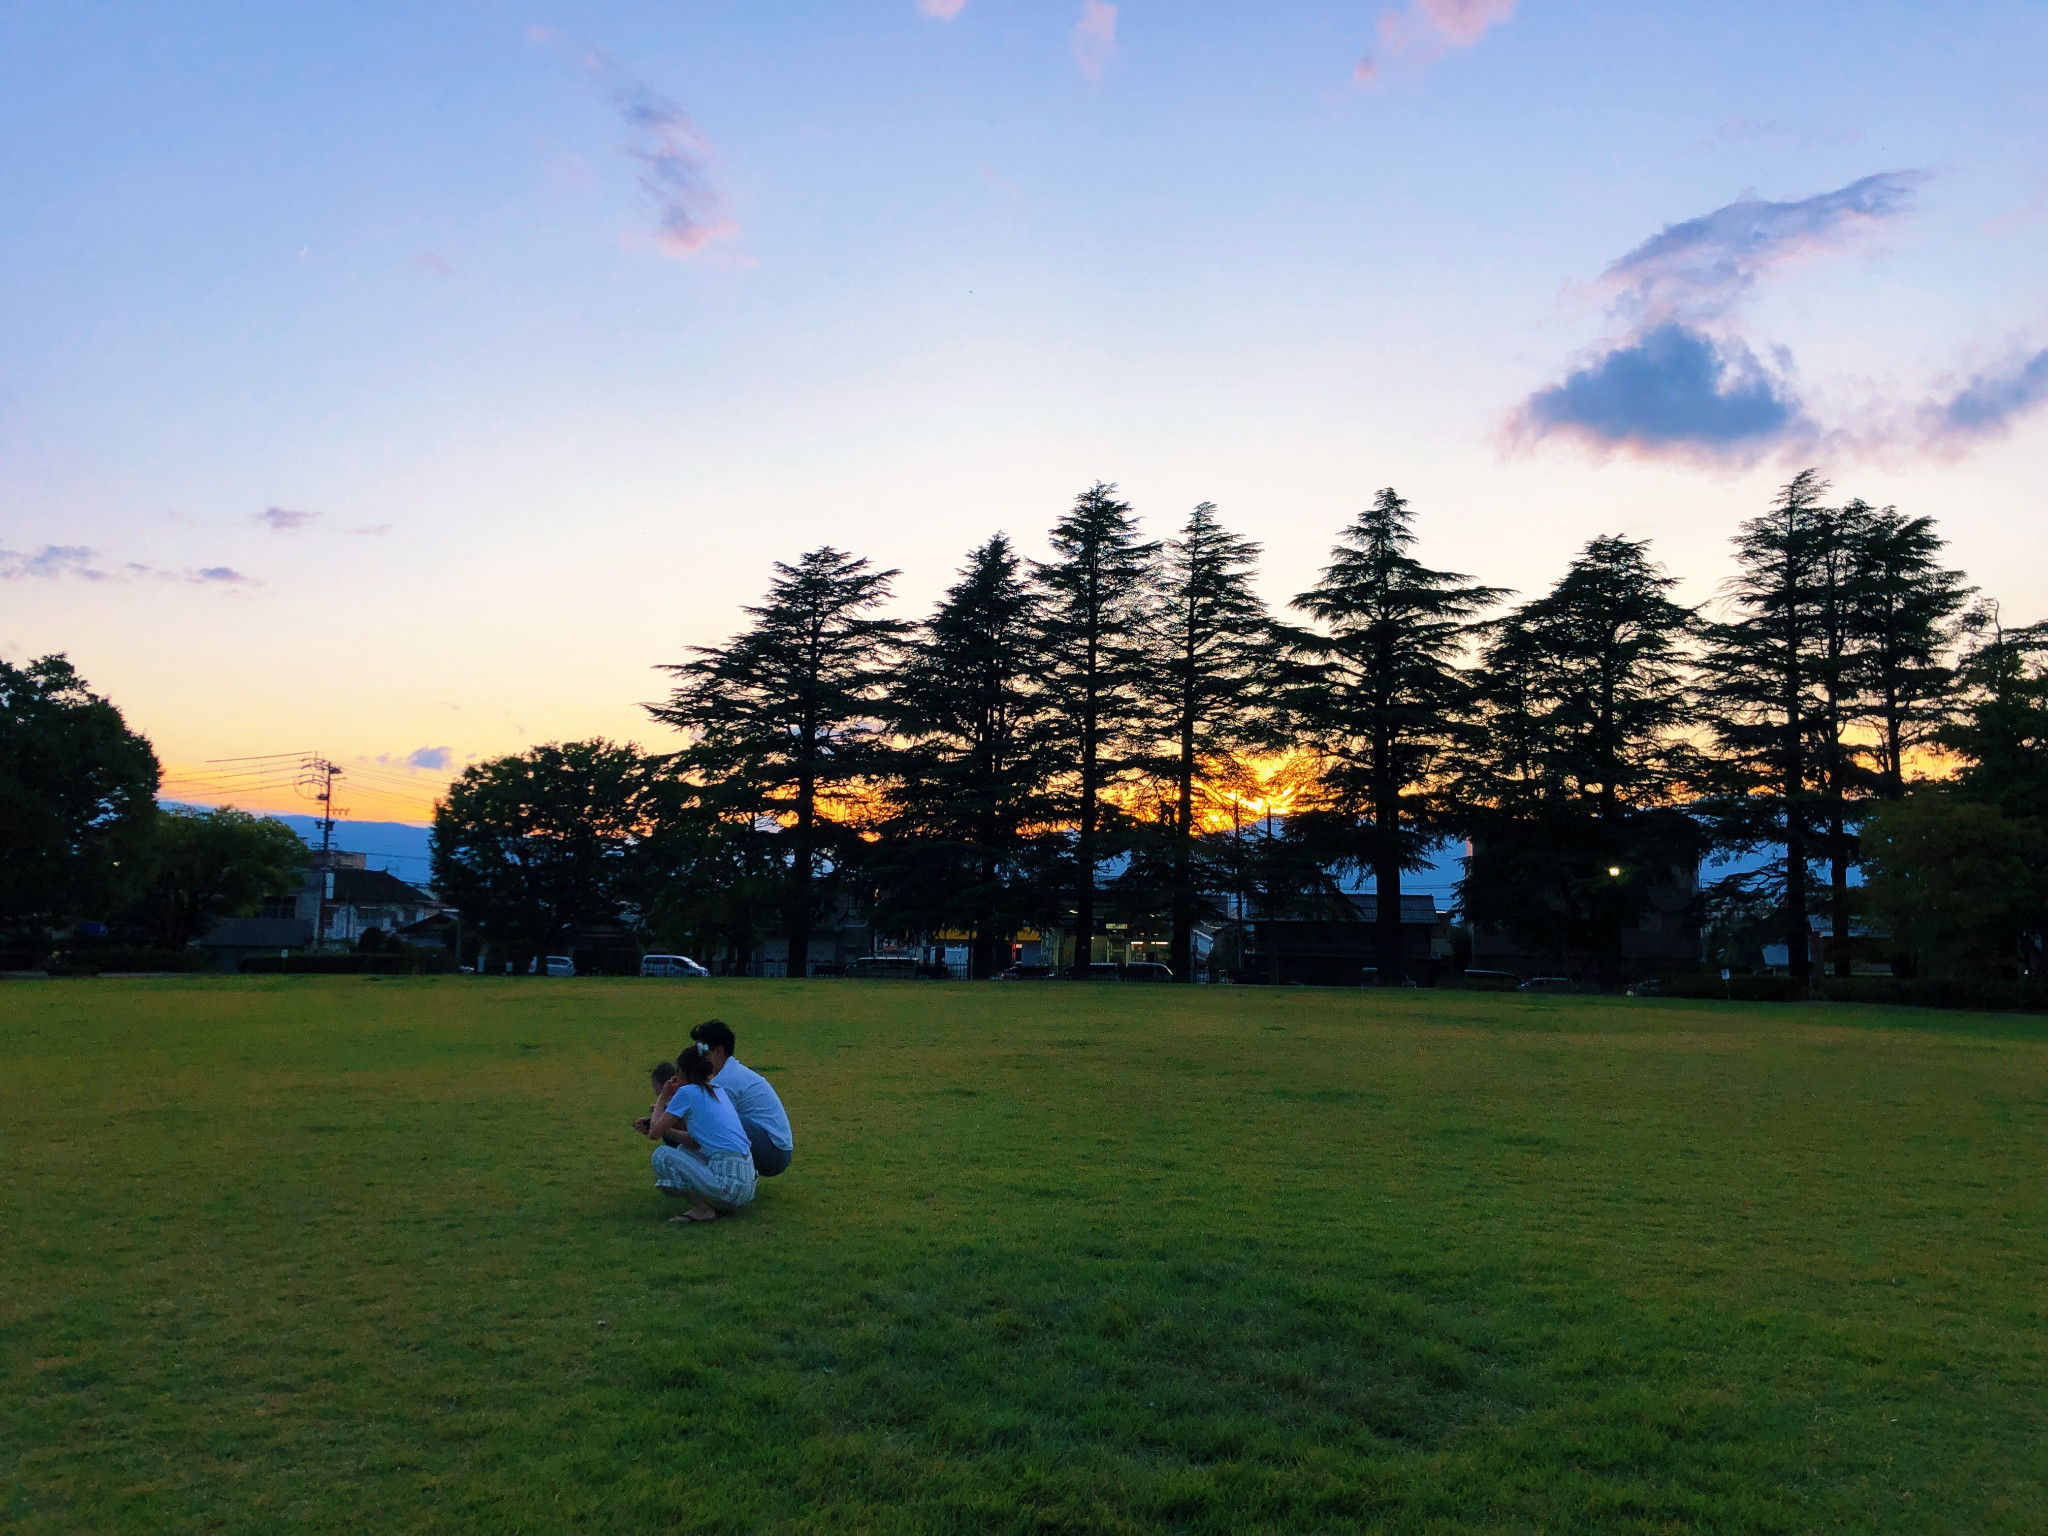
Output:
[712,1058,793,1151]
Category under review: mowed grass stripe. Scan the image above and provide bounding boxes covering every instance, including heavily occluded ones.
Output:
[2,978,2045,1532]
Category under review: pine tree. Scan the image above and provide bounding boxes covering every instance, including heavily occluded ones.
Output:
[1700,470,1833,993]
[1290,488,1504,985]
[1462,535,1697,985]
[880,534,1046,978]
[1809,502,1868,979]
[1032,483,1160,975]
[1151,503,1274,981]
[1847,503,1972,797]
[648,547,904,978]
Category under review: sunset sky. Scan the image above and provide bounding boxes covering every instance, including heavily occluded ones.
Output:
[3,1,2044,825]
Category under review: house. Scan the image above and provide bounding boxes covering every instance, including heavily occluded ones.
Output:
[1216,893,1451,986]
[194,916,313,973]
[1466,861,1702,981]
[261,851,446,949]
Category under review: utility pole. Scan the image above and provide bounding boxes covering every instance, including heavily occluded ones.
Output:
[306,757,344,950]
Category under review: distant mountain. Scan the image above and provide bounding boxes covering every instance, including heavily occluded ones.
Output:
[272,815,435,884]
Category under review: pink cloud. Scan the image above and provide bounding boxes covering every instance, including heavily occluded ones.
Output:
[413,250,452,276]
[916,0,968,17]
[1073,1,1116,83]
[586,51,738,258]
[1355,0,1516,83]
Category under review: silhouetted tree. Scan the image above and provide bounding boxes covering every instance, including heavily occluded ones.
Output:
[1149,502,1274,981]
[1289,489,1504,985]
[1462,534,1698,985]
[880,533,1047,977]
[650,548,904,978]
[1700,470,1834,992]
[1848,502,1972,796]
[129,805,308,948]
[1033,484,1160,974]
[0,654,159,940]
[431,740,647,970]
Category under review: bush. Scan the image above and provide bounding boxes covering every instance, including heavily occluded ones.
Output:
[0,946,206,975]
[240,952,454,976]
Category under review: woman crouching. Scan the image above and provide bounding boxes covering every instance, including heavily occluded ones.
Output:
[647,1049,758,1223]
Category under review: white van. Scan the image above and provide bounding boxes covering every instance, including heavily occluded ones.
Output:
[528,955,576,977]
[640,954,710,978]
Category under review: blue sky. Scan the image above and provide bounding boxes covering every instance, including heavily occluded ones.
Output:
[3,1,2044,820]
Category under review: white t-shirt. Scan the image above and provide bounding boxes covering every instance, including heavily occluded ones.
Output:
[665,1082,752,1158]
[712,1058,793,1151]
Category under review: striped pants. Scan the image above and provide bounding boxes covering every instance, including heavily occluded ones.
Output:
[651,1145,758,1211]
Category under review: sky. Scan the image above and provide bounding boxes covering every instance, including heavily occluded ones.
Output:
[3,1,2045,825]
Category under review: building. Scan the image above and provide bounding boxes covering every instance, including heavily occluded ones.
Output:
[261,850,446,949]
[1467,862,1702,981]
[1216,893,1452,986]
[194,916,313,973]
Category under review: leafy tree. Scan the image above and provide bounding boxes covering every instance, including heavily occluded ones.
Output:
[1149,503,1274,981]
[627,775,785,975]
[1808,501,1870,979]
[1462,535,1698,985]
[650,548,904,978]
[878,534,1047,977]
[1861,791,2046,981]
[129,805,308,947]
[1289,489,1504,985]
[431,740,647,970]
[1699,470,1835,992]
[1032,484,1160,974]
[0,654,159,939]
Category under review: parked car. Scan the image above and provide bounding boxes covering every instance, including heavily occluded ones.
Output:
[995,964,1053,981]
[1517,975,1575,992]
[1120,962,1173,982]
[1448,968,1522,990]
[1624,978,1662,997]
[843,956,920,980]
[528,955,576,977]
[641,954,710,978]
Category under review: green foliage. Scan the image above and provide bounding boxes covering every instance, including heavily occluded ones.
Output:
[1941,615,2048,821]
[651,547,905,976]
[430,740,647,965]
[127,803,308,947]
[0,654,159,938]
[1862,791,2048,980]
[6,980,2048,1530]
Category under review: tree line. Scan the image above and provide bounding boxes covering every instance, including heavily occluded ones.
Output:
[0,655,309,959]
[429,473,2048,991]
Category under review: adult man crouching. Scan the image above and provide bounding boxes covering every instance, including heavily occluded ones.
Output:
[689,1018,794,1177]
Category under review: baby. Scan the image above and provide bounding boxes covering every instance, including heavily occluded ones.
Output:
[632,1061,679,1138]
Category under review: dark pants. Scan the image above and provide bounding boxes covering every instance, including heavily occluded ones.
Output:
[747,1121,793,1177]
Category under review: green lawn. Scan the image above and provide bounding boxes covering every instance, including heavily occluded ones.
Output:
[3,978,2045,1533]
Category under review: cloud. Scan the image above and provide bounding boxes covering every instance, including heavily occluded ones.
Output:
[1513,323,1808,461]
[0,544,255,587]
[1917,346,2048,448]
[1355,0,1515,83]
[346,524,394,537]
[585,51,737,257]
[1598,171,1924,326]
[916,0,968,16]
[258,506,322,533]
[405,746,452,771]
[0,544,105,581]
[414,250,453,276]
[1072,1,1116,82]
[1514,173,1936,464]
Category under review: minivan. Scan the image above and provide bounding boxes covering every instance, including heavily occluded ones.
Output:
[640,954,710,978]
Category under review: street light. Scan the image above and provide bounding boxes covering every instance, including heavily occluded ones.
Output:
[1607,865,1622,877]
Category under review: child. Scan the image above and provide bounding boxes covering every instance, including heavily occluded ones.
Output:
[646,1047,758,1223]
[632,1061,679,1137]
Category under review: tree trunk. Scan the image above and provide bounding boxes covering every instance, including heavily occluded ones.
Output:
[1171,719,1196,983]
[1830,814,1852,979]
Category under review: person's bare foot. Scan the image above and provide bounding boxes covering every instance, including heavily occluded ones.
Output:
[669,1204,717,1223]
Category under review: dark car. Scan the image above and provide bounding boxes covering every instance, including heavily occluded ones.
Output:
[843,956,919,980]
[995,964,1053,981]
[1119,962,1173,982]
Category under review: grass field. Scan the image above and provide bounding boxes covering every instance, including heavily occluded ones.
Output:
[4,978,2046,1532]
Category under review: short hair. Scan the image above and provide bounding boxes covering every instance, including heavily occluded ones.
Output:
[690,1019,737,1054]
[650,1060,678,1085]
